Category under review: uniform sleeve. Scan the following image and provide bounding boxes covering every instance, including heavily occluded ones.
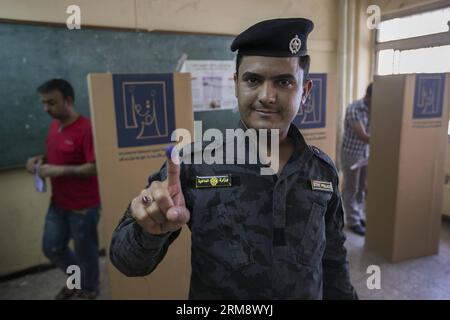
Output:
[322,178,358,300]
[82,122,96,163]
[109,163,182,277]
[109,204,181,277]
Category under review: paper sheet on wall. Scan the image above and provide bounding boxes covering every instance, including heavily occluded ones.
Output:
[181,60,237,111]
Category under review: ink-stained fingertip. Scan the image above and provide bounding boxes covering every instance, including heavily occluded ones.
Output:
[165,145,175,160]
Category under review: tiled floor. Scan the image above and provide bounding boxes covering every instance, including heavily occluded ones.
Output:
[0,257,112,300]
[347,221,450,299]
[1,221,450,300]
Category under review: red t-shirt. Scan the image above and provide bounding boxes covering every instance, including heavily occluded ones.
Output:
[46,115,100,210]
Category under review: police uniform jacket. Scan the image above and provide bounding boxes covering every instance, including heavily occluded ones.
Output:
[110,123,358,300]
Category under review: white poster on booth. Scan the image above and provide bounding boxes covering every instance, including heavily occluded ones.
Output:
[181,60,236,111]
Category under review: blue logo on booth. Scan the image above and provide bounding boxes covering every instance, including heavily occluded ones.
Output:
[293,73,327,129]
[113,74,176,148]
[413,74,445,119]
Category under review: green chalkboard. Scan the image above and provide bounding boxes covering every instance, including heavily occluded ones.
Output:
[0,22,236,169]
[194,109,241,133]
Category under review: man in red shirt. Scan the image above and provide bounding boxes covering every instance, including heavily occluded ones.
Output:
[26,79,101,299]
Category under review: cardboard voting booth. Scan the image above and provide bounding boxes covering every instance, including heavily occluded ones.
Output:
[294,73,337,160]
[87,73,193,298]
[366,73,450,262]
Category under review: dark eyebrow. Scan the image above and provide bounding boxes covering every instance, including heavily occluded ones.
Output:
[241,72,263,78]
[272,74,297,81]
[241,72,297,81]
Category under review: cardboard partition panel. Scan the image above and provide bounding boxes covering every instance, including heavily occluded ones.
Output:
[366,73,450,262]
[442,139,450,218]
[87,73,193,298]
[293,74,337,161]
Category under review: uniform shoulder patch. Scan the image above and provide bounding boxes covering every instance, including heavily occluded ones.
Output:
[309,145,338,175]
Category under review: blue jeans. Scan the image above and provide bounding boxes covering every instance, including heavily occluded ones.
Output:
[42,204,100,291]
[341,152,367,227]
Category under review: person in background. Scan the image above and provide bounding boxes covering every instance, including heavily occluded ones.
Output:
[341,83,372,236]
[26,79,101,299]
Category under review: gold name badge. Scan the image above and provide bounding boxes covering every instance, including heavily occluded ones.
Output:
[195,175,232,188]
[311,180,333,193]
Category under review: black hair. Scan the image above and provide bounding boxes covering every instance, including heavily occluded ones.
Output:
[365,83,373,97]
[235,52,311,83]
[37,78,75,102]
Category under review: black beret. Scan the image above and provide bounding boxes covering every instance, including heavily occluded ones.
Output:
[231,18,314,57]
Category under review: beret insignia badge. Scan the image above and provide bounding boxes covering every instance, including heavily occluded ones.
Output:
[289,35,301,54]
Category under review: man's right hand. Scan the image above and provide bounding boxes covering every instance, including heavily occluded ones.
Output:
[26,155,45,174]
[130,158,190,235]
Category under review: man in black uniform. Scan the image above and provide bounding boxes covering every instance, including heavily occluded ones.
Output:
[110,18,357,299]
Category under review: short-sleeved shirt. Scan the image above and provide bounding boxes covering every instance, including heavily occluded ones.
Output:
[46,115,100,210]
[109,122,357,300]
[342,99,370,158]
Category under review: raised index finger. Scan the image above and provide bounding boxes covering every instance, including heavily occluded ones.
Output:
[165,145,180,188]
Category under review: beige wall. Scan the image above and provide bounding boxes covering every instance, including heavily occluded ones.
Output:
[0,169,107,275]
[373,0,448,14]
[0,0,340,275]
[0,169,50,274]
[0,0,338,37]
[0,0,339,72]
[444,140,450,218]
[353,0,374,99]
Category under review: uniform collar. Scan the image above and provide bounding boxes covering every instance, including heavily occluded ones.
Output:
[236,120,314,176]
[237,119,311,156]
[283,123,314,177]
[287,122,308,157]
